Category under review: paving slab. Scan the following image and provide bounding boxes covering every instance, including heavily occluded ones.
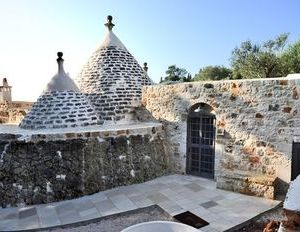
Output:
[109,194,137,211]
[0,174,280,231]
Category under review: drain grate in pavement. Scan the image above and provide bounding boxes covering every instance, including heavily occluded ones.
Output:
[173,211,209,229]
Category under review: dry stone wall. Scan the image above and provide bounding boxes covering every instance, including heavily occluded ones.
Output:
[0,124,170,207]
[142,77,300,196]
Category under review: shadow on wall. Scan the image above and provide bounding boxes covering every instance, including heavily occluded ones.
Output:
[136,96,195,174]
[134,106,159,123]
[275,178,289,196]
[132,105,184,173]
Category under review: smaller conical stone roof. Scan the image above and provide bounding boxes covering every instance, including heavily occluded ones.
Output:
[76,16,152,123]
[19,52,102,130]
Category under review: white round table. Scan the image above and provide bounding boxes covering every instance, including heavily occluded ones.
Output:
[121,221,202,232]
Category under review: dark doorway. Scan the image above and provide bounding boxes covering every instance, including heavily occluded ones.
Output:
[292,142,300,180]
[186,103,216,179]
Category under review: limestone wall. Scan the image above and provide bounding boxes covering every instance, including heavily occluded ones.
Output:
[0,124,171,207]
[142,77,300,195]
[0,101,32,124]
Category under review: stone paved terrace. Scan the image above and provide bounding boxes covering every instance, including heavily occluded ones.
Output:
[0,174,280,232]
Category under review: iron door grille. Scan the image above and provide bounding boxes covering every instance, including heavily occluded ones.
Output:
[187,114,215,179]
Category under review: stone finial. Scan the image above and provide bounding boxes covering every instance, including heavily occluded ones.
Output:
[57,52,63,61]
[2,78,8,86]
[56,52,65,74]
[105,15,115,31]
[143,62,148,73]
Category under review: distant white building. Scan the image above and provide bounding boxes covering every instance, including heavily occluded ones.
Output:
[0,78,12,102]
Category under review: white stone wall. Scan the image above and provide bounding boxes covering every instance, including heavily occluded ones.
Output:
[142,77,300,193]
[19,91,101,129]
[77,46,152,122]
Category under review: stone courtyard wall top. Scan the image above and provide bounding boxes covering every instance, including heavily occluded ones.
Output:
[1,122,162,142]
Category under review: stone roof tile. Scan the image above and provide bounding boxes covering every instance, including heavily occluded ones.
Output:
[19,53,102,130]
[76,16,152,123]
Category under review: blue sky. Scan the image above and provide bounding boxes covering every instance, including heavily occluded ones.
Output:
[0,0,300,101]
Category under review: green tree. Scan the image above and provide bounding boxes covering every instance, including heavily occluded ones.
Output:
[193,65,232,81]
[230,33,289,79]
[280,39,300,75]
[182,73,192,82]
[162,65,188,82]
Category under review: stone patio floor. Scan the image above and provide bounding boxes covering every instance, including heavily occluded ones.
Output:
[0,174,280,232]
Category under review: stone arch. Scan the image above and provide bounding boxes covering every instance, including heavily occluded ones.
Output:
[188,102,216,115]
[186,102,216,179]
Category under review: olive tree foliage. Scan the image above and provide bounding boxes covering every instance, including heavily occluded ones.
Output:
[281,39,300,75]
[193,65,232,81]
[160,33,300,83]
[230,33,289,79]
[160,65,191,83]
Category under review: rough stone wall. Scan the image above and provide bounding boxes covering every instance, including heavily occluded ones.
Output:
[0,125,170,207]
[0,102,32,124]
[19,91,101,129]
[77,46,152,122]
[142,78,300,195]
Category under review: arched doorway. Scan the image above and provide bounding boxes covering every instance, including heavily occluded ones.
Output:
[186,103,216,179]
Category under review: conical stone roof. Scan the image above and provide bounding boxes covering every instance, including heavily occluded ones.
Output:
[76,15,152,123]
[19,52,102,130]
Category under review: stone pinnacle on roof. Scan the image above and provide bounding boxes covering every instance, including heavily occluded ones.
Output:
[99,16,126,49]
[44,52,79,92]
[57,52,64,71]
[143,62,148,73]
[104,15,115,31]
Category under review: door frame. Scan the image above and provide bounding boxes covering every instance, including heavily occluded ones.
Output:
[186,103,216,179]
[292,141,300,181]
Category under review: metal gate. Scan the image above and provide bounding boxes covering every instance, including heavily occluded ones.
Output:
[292,142,300,180]
[187,109,216,179]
